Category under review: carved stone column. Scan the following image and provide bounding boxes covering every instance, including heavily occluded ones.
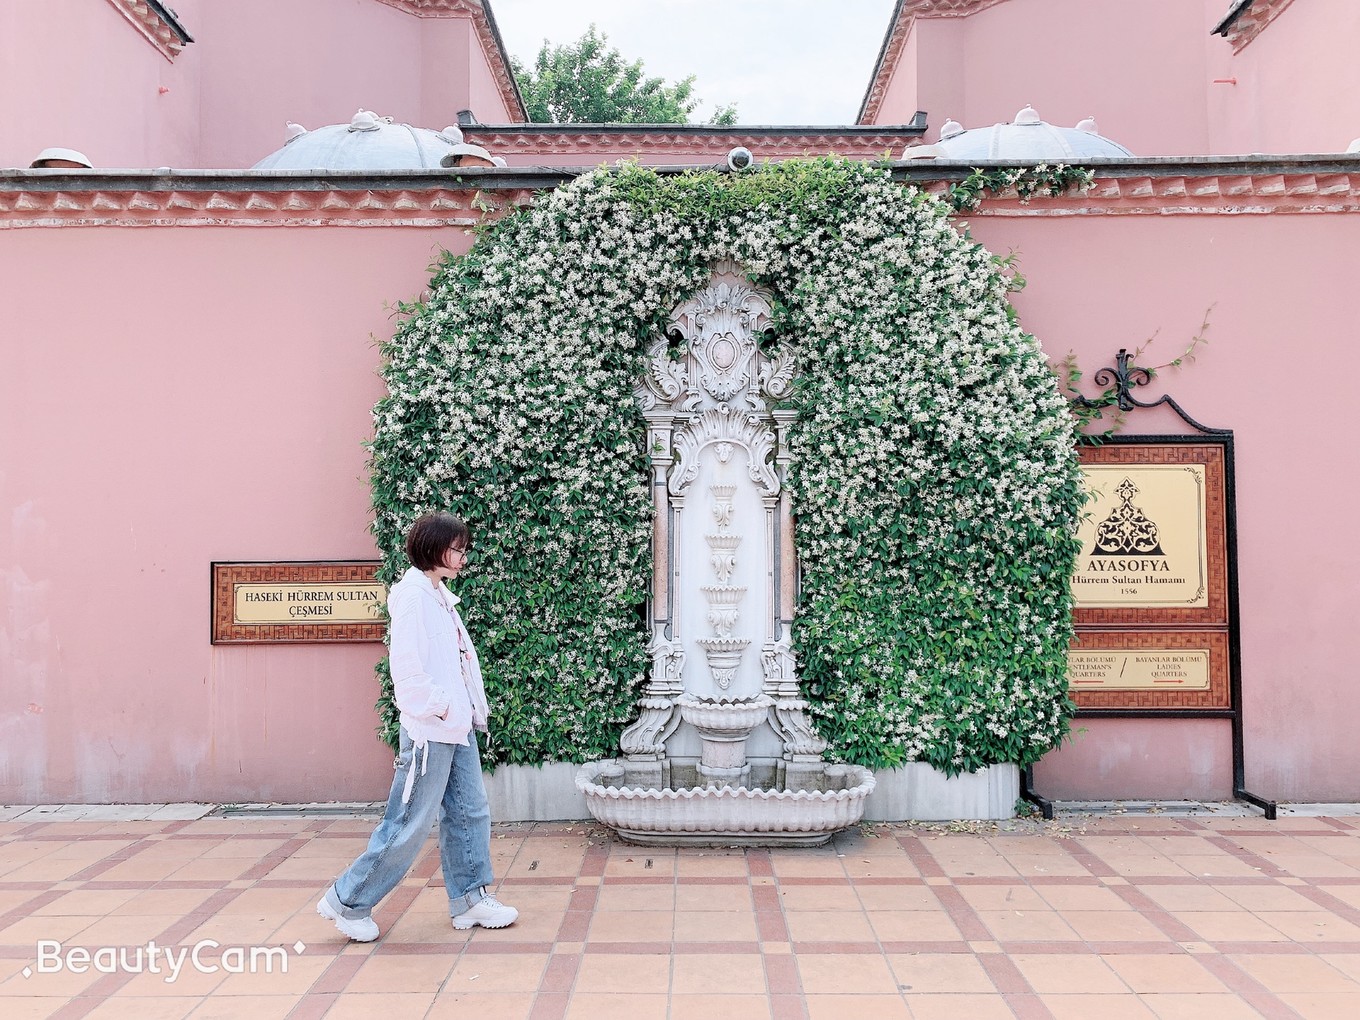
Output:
[619,408,684,789]
[762,394,826,786]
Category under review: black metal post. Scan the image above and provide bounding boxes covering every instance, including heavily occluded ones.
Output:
[1020,765,1054,820]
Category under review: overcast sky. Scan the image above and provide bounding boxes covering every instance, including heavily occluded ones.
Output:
[489,0,900,126]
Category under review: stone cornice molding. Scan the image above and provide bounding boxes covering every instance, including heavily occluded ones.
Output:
[1213,0,1298,53]
[375,0,480,10]
[858,0,1014,124]
[372,0,528,122]
[464,122,928,157]
[4,158,1360,227]
[104,0,193,62]
[904,156,1360,217]
[0,173,540,229]
[919,169,1360,216]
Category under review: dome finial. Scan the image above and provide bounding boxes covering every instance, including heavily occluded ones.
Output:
[1075,116,1099,134]
[1015,105,1042,126]
[349,109,389,133]
[939,117,965,140]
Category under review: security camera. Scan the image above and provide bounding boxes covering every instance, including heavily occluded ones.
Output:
[727,146,754,172]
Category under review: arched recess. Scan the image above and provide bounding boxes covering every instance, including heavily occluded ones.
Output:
[368,159,1085,776]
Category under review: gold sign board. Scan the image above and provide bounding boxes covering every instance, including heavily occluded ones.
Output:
[1068,442,1232,711]
[212,562,386,644]
[233,583,385,624]
[1069,630,1229,710]
[1074,465,1208,609]
[1068,649,1211,692]
[1073,443,1228,630]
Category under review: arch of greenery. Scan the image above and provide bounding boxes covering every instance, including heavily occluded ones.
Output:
[368,159,1085,776]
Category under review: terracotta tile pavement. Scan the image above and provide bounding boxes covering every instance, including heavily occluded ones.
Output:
[1,813,1360,1017]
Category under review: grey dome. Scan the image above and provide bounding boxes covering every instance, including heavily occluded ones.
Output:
[919,106,1134,160]
[252,109,498,170]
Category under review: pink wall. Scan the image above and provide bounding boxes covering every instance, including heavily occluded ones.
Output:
[1,195,1357,805]
[1205,2,1360,155]
[0,223,476,802]
[0,0,200,170]
[191,0,425,170]
[1037,720,1234,801]
[895,1,1210,154]
[965,211,1360,801]
[873,0,1360,157]
[460,19,520,129]
[871,28,925,129]
[0,0,513,171]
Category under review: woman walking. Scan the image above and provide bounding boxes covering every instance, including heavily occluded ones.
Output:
[318,512,517,941]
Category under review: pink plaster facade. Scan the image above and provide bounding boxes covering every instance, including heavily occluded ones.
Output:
[1204,0,1360,155]
[3,166,1357,805]
[0,223,477,803]
[963,204,1360,801]
[3,0,1359,808]
[0,0,523,172]
[865,0,1360,158]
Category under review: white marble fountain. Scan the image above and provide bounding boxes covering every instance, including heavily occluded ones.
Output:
[576,262,875,845]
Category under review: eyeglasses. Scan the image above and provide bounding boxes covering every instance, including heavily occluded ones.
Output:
[448,546,471,561]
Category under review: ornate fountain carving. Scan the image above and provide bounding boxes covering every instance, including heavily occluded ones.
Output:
[670,409,779,496]
[706,533,740,583]
[581,261,874,843]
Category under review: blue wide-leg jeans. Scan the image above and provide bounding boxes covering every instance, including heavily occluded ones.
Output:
[325,727,494,921]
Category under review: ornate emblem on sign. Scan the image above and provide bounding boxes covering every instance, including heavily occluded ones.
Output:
[1093,477,1165,556]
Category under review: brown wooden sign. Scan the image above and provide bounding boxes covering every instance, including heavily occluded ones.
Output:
[211,561,386,644]
[1069,442,1232,710]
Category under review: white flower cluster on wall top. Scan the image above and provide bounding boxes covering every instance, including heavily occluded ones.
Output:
[367,158,1085,773]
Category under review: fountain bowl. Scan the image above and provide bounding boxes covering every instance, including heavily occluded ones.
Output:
[675,692,772,735]
[576,760,877,847]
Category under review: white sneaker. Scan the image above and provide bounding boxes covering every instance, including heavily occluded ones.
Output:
[452,890,518,930]
[317,896,379,942]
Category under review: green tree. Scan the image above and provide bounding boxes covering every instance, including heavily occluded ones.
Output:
[512,25,738,125]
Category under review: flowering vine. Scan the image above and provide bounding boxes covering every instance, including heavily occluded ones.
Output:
[368,159,1085,774]
[946,164,1095,213]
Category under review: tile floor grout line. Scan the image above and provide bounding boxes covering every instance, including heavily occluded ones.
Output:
[283,991,338,1020]
[1106,884,1204,943]
[1196,952,1307,1020]
[5,815,1360,1016]
[1290,883,1360,931]
[1200,832,1296,878]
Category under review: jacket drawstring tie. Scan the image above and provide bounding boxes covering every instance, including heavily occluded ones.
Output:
[400,739,429,805]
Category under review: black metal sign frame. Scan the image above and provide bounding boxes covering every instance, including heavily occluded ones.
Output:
[1022,350,1276,819]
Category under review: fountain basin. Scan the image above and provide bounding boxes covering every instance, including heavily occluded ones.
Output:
[675,692,772,736]
[576,760,876,846]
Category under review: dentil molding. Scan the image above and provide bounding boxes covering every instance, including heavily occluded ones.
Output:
[5,164,1360,228]
[104,0,191,61]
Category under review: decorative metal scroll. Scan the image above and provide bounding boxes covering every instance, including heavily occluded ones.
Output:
[1071,348,1229,436]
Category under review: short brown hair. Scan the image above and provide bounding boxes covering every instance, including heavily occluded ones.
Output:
[404,512,470,571]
